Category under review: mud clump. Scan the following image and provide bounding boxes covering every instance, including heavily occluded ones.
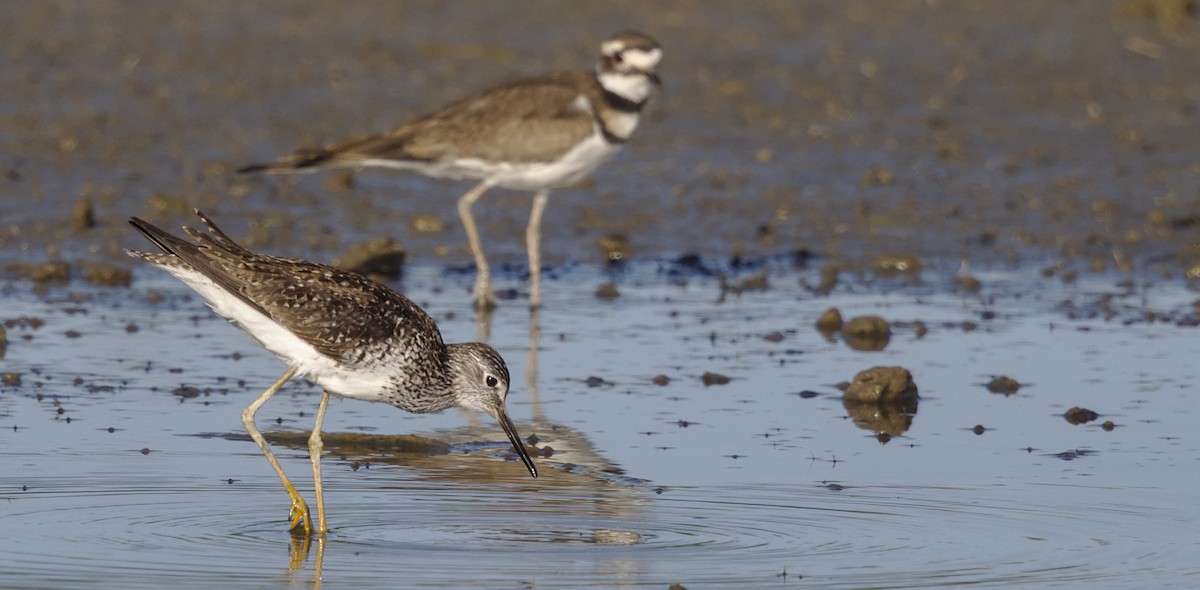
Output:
[986,376,1021,395]
[596,234,630,263]
[841,315,891,351]
[718,270,768,297]
[702,371,731,386]
[0,324,6,358]
[860,165,895,187]
[5,261,71,284]
[333,237,406,281]
[956,273,982,293]
[873,255,922,278]
[843,366,917,403]
[651,374,670,386]
[408,214,445,234]
[595,282,620,300]
[815,307,844,337]
[2,372,20,387]
[72,199,96,229]
[810,262,840,295]
[81,262,132,287]
[1064,406,1099,424]
[321,169,356,193]
[172,386,202,399]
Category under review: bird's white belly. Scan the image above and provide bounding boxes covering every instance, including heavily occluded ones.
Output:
[360,131,621,190]
[159,266,394,402]
[489,132,622,190]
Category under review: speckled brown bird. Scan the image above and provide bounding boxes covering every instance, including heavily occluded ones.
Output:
[127,210,536,537]
[239,31,662,311]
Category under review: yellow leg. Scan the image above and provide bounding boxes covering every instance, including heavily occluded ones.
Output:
[309,390,331,536]
[526,189,549,310]
[457,179,497,311]
[240,365,312,535]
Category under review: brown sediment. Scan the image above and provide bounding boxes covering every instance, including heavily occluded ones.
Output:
[841,315,891,352]
[843,366,918,403]
[333,237,406,281]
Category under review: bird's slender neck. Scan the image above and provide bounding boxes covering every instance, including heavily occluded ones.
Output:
[384,347,457,414]
[596,66,657,110]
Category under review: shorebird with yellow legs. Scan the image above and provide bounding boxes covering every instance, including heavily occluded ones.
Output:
[128,210,537,537]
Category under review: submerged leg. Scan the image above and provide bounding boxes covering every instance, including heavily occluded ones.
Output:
[526,190,549,310]
[309,390,331,536]
[240,365,312,535]
[457,179,497,311]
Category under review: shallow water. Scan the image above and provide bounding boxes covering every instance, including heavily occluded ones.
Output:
[3,264,1199,588]
[4,3,1200,586]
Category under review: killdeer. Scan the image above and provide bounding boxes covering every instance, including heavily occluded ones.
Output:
[240,31,662,311]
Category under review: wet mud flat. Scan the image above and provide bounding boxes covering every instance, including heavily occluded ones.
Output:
[3,0,1200,587]
[2,1,1200,281]
[2,261,1200,588]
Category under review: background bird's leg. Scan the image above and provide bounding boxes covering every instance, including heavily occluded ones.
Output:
[240,365,313,535]
[457,179,498,311]
[526,189,549,310]
[309,390,331,536]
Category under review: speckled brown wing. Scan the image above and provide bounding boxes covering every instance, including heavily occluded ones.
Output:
[320,71,598,165]
[130,214,442,363]
[246,263,444,363]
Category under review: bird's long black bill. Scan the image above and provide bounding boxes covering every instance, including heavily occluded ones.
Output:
[497,410,537,478]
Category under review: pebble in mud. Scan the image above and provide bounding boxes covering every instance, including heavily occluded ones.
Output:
[986,376,1021,395]
[718,271,768,297]
[843,366,918,403]
[595,282,620,300]
[873,255,922,278]
[596,233,630,263]
[172,386,201,399]
[333,237,407,281]
[841,315,891,351]
[321,169,356,192]
[2,373,20,386]
[702,371,731,386]
[651,374,670,386]
[71,198,96,229]
[0,324,6,358]
[408,214,445,234]
[815,307,843,339]
[81,262,132,287]
[4,261,70,284]
[810,262,840,295]
[1102,420,1116,431]
[1064,406,1099,425]
[860,165,895,187]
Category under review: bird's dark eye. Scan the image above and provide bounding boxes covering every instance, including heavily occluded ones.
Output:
[486,375,499,388]
[612,51,624,64]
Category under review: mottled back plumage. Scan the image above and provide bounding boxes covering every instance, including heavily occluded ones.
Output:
[129,211,443,366]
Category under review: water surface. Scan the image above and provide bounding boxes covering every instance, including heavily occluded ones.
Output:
[3,264,1198,588]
